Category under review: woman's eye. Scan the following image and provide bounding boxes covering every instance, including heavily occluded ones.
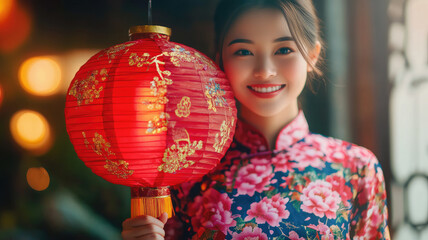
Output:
[275,47,292,55]
[234,49,253,56]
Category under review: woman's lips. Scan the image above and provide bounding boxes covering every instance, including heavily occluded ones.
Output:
[247,84,286,98]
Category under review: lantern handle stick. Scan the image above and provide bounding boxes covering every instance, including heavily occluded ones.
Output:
[148,0,152,25]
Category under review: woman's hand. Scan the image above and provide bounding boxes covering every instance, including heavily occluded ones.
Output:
[121,212,168,240]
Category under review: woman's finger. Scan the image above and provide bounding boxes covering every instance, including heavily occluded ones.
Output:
[158,212,168,225]
[135,233,165,240]
[121,224,165,239]
[122,215,165,230]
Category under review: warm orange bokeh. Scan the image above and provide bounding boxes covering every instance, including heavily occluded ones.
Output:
[0,0,31,53]
[0,84,3,108]
[19,57,62,96]
[26,167,50,191]
[0,0,14,22]
[10,110,53,155]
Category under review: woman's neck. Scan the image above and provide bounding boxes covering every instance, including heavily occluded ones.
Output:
[239,102,299,150]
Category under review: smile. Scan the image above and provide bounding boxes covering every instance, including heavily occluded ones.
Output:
[247,84,286,93]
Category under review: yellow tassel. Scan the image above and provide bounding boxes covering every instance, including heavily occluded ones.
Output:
[130,187,175,218]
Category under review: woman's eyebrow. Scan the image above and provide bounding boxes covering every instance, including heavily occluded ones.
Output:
[274,36,294,42]
[228,38,253,46]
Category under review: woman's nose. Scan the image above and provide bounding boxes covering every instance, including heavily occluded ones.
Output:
[253,57,277,80]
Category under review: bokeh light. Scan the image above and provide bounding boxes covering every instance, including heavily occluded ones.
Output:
[19,57,62,96]
[0,0,14,22]
[0,84,3,108]
[26,167,50,191]
[10,110,52,155]
[0,0,31,53]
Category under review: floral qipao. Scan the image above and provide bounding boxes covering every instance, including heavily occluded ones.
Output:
[168,111,390,240]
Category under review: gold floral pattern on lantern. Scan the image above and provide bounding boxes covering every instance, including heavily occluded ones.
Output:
[129,52,151,67]
[104,160,134,179]
[205,78,227,112]
[92,132,115,156]
[164,45,217,71]
[99,42,136,63]
[144,70,173,110]
[213,117,235,153]
[158,128,203,173]
[82,131,134,179]
[129,52,173,110]
[175,96,191,118]
[82,132,90,149]
[69,69,109,106]
[147,112,169,134]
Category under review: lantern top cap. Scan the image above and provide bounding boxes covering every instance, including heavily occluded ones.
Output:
[129,25,171,37]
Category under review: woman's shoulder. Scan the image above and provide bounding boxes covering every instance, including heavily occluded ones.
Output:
[302,132,380,169]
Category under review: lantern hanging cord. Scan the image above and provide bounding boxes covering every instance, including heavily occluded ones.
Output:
[148,0,152,25]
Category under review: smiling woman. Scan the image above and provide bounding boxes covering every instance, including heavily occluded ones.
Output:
[221,8,321,148]
[121,0,390,239]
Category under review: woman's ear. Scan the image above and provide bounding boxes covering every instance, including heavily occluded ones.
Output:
[307,41,321,72]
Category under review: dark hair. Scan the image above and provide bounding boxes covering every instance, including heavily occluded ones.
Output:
[214,0,324,80]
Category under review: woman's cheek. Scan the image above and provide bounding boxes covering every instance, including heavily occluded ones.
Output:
[278,57,307,83]
[224,59,250,84]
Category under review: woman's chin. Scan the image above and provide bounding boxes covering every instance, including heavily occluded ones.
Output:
[241,102,291,118]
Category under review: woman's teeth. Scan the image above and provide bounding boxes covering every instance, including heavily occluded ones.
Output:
[251,85,283,93]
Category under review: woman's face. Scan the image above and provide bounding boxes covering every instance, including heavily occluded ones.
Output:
[222,8,318,117]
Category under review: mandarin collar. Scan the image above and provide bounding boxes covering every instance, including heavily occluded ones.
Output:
[234,110,309,152]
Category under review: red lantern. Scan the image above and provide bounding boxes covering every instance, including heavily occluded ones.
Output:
[65,25,237,218]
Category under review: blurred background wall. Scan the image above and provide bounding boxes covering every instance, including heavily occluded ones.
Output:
[0,0,426,239]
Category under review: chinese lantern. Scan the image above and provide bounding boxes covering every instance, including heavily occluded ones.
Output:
[65,25,236,218]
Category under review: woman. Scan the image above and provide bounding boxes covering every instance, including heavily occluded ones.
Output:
[122,0,390,239]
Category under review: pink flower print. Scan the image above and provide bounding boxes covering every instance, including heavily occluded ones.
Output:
[308,222,334,240]
[300,180,341,219]
[288,231,305,240]
[188,195,204,231]
[276,128,307,149]
[271,153,294,172]
[305,135,344,154]
[357,175,376,205]
[288,144,325,170]
[225,165,238,188]
[187,189,236,235]
[348,146,374,169]
[367,204,383,228]
[326,148,348,164]
[245,194,290,226]
[280,176,294,189]
[276,111,308,150]
[231,226,268,240]
[228,157,274,196]
[326,175,353,207]
[235,121,267,153]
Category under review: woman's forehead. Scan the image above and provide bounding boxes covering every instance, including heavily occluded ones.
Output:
[225,8,292,42]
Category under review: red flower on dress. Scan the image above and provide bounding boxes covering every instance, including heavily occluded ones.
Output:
[188,189,236,235]
[308,222,334,240]
[300,180,341,219]
[226,158,274,196]
[326,175,353,207]
[287,144,325,170]
[271,152,294,172]
[231,226,268,240]
[288,231,305,240]
[245,193,290,226]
